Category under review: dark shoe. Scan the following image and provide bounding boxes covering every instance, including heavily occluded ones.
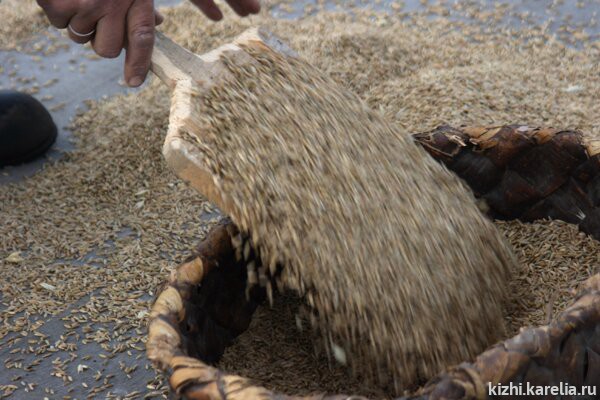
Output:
[0,90,58,167]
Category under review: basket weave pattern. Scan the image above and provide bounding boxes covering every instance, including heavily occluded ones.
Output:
[147,220,600,399]
[147,125,600,399]
[414,125,600,240]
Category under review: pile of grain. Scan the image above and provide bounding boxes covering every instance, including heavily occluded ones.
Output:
[218,216,600,397]
[218,293,390,398]
[1,1,599,398]
[186,41,516,391]
[0,0,48,50]
[499,219,600,333]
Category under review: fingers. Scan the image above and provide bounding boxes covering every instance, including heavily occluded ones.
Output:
[189,0,260,19]
[224,0,248,16]
[241,0,261,14]
[225,0,260,16]
[67,13,99,44]
[91,13,126,58]
[155,9,164,25]
[124,0,156,87]
[36,0,77,28]
[188,0,223,21]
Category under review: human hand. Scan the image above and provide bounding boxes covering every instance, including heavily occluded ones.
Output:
[186,0,260,21]
[36,0,261,87]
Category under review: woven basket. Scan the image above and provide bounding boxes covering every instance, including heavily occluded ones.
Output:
[147,125,600,400]
[414,125,600,240]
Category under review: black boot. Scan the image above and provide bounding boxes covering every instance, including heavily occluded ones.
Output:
[0,90,58,167]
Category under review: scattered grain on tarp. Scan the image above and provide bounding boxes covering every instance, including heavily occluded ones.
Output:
[1,0,599,398]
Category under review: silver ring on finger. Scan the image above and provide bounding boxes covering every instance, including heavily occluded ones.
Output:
[68,23,96,38]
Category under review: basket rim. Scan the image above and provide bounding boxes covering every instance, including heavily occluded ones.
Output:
[146,219,600,400]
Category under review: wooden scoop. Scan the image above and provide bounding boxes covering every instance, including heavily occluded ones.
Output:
[147,28,519,393]
[150,28,297,212]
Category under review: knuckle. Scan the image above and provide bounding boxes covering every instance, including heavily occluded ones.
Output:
[102,1,122,15]
[130,25,155,48]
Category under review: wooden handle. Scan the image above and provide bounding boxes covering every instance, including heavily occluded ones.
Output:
[154,27,300,217]
[151,29,299,91]
[151,31,206,89]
